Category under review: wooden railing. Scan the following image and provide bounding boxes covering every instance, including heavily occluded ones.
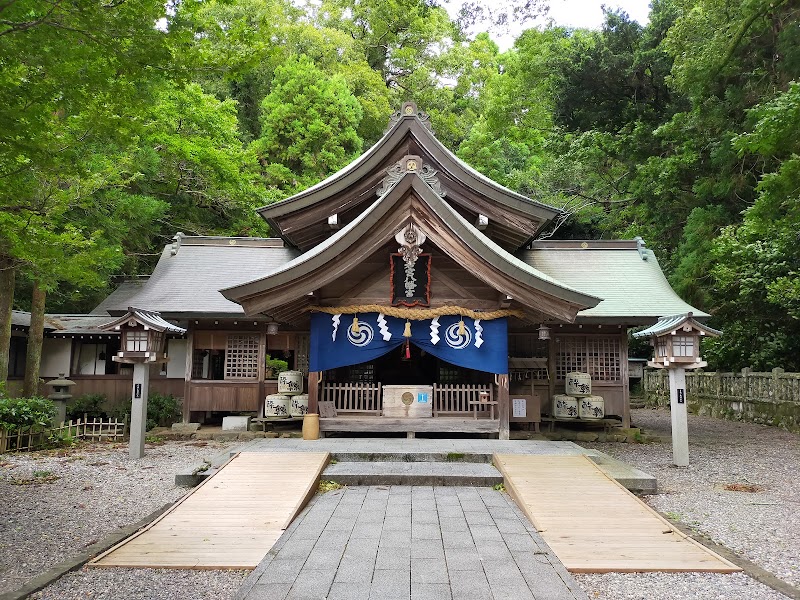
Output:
[1,416,128,454]
[434,384,494,417]
[322,382,383,414]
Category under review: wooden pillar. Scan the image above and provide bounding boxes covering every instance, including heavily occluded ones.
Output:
[308,371,320,414]
[498,373,510,440]
[182,329,194,423]
[620,331,631,428]
[547,337,556,416]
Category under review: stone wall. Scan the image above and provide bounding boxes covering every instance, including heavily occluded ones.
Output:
[643,368,800,432]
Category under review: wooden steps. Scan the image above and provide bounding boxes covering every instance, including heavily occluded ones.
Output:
[89,451,329,569]
[494,454,740,573]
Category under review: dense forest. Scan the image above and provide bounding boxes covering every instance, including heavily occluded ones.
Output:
[1,0,798,375]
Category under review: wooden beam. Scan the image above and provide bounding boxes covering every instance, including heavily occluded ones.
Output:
[498,374,510,440]
[430,266,477,299]
[308,371,320,415]
[621,332,631,428]
[337,264,387,299]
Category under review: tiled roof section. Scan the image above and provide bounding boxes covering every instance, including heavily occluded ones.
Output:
[11,310,31,328]
[520,241,709,321]
[100,308,186,334]
[91,280,147,315]
[633,313,722,338]
[45,315,124,335]
[100,237,300,316]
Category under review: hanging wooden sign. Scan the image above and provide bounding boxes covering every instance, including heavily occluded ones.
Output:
[390,253,431,307]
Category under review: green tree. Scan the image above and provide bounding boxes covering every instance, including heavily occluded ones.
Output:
[251,56,364,193]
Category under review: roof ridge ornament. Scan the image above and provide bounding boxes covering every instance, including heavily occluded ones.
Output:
[385,101,435,134]
[377,155,446,198]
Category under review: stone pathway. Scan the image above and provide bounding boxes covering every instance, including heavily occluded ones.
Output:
[235,485,587,600]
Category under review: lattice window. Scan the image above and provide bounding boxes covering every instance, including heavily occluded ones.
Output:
[349,363,375,383]
[124,330,149,351]
[587,337,621,381]
[508,335,548,358]
[556,336,621,382]
[225,334,259,380]
[555,337,586,380]
[672,335,694,357]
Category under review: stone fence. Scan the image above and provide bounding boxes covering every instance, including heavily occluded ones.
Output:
[643,368,800,432]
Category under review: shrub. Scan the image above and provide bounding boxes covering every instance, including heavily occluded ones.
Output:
[66,394,107,420]
[115,392,182,430]
[0,396,56,431]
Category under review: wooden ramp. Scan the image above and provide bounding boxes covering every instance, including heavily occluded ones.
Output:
[90,452,329,569]
[494,454,740,573]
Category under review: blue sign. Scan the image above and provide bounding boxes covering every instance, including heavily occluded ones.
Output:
[417,392,428,403]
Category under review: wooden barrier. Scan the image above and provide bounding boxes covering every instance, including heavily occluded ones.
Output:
[0,416,128,453]
[433,383,493,417]
[322,382,382,414]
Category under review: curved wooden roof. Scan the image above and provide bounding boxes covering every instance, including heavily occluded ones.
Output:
[223,170,599,323]
[258,102,561,252]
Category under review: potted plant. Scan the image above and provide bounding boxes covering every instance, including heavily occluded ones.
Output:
[265,354,289,379]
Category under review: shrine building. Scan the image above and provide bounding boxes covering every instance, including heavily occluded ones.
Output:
[14,103,706,438]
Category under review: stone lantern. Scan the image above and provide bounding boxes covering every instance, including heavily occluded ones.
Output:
[45,373,76,425]
[634,313,721,466]
[101,307,186,459]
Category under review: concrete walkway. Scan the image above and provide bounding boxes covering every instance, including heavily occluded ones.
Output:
[235,485,588,600]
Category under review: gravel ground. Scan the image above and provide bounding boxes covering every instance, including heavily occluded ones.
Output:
[0,439,240,596]
[575,408,800,600]
[2,412,798,600]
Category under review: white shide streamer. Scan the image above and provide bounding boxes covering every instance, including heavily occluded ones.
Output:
[430,316,440,345]
[474,319,483,348]
[332,314,341,341]
[377,313,391,341]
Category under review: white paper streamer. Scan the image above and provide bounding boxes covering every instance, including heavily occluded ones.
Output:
[377,313,391,341]
[430,316,440,345]
[332,314,341,341]
[474,319,483,348]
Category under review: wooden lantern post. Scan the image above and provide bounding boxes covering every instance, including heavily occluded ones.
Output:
[101,307,186,459]
[634,313,721,467]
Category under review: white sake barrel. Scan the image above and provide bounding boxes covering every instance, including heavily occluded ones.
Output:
[290,394,309,417]
[553,394,579,419]
[579,395,605,420]
[565,372,592,397]
[277,370,303,395]
[264,394,291,418]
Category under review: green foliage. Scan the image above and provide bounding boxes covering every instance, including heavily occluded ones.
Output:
[116,392,182,431]
[145,393,183,431]
[265,355,289,378]
[252,56,364,193]
[66,394,107,421]
[0,397,56,431]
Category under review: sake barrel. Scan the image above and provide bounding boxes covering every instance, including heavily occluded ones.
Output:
[277,370,303,395]
[565,372,592,397]
[290,394,309,417]
[579,395,605,420]
[264,394,291,418]
[553,394,579,419]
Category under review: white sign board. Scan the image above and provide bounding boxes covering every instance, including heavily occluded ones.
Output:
[512,398,527,418]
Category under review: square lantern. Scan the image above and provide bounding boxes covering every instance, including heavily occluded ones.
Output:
[633,312,721,370]
[101,307,186,363]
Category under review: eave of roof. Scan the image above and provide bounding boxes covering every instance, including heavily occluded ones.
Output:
[633,313,722,338]
[224,173,599,316]
[521,242,710,322]
[257,113,561,227]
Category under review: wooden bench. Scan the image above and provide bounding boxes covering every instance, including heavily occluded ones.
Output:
[540,416,621,434]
